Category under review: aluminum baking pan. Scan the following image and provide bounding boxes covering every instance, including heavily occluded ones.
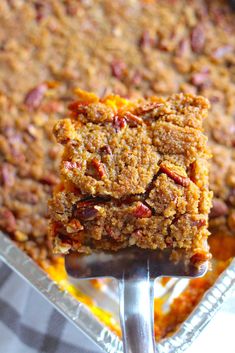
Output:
[0,231,235,353]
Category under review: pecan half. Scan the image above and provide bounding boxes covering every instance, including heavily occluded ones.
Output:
[132,203,152,218]
[160,164,190,187]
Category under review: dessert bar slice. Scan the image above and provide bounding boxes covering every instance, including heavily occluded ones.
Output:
[49,89,212,264]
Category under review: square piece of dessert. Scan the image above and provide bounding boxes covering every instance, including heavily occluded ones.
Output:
[49,89,212,264]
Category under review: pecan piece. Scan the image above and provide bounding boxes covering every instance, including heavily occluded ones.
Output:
[68,101,88,114]
[191,219,206,228]
[34,2,51,22]
[91,159,106,179]
[210,199,228,218]
[100,145,112,155]
[191,25,205,53]
[111,59,126,79]
[66,219,84,233]
[132,203,152,218]
[135,102,163,115]
[76,207,99,221]
[1,163,15,187]
[113,116,127,131]
[63,160,81,171]
[160,164,190,187]
[24,83,47,110]
[190,251,211,265]
[123,112,143,125]
[139,30,154,49]
[40,173,59,185]
[191,69,210,88]
[0,209,16,233]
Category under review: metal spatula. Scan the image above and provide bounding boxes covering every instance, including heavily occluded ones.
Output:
[65,248,207,353]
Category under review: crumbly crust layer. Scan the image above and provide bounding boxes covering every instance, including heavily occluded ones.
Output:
[49,92,212,262]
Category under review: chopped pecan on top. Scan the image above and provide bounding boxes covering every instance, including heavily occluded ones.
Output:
[176,38,191,57]
[66,219,84,233]
[24,83,47,110]
[63,160,82,171]
[68,101,89,114]
[113,115,127,131]
[131,70,142,86]
[132,203,152,218]
[0,209,17,233]
[160,163,190,187]
[191,68,210,88]
[190,25,205,53]
[40,173,59,185]
[110,59,126,80]
[134,102,164,115]
[86,158,106,179]
[139,30,154,49]
[75,206,99,221]
[191,219,206,228]
[34,2,51,22]
[190,250,211,265]
[0,163,15,187]
[100,145,112,155]
[123,111,143,126]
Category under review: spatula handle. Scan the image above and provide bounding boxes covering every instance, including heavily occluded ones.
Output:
[119,274,156,353]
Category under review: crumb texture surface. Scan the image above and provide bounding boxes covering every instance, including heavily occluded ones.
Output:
[49,91,212,260]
